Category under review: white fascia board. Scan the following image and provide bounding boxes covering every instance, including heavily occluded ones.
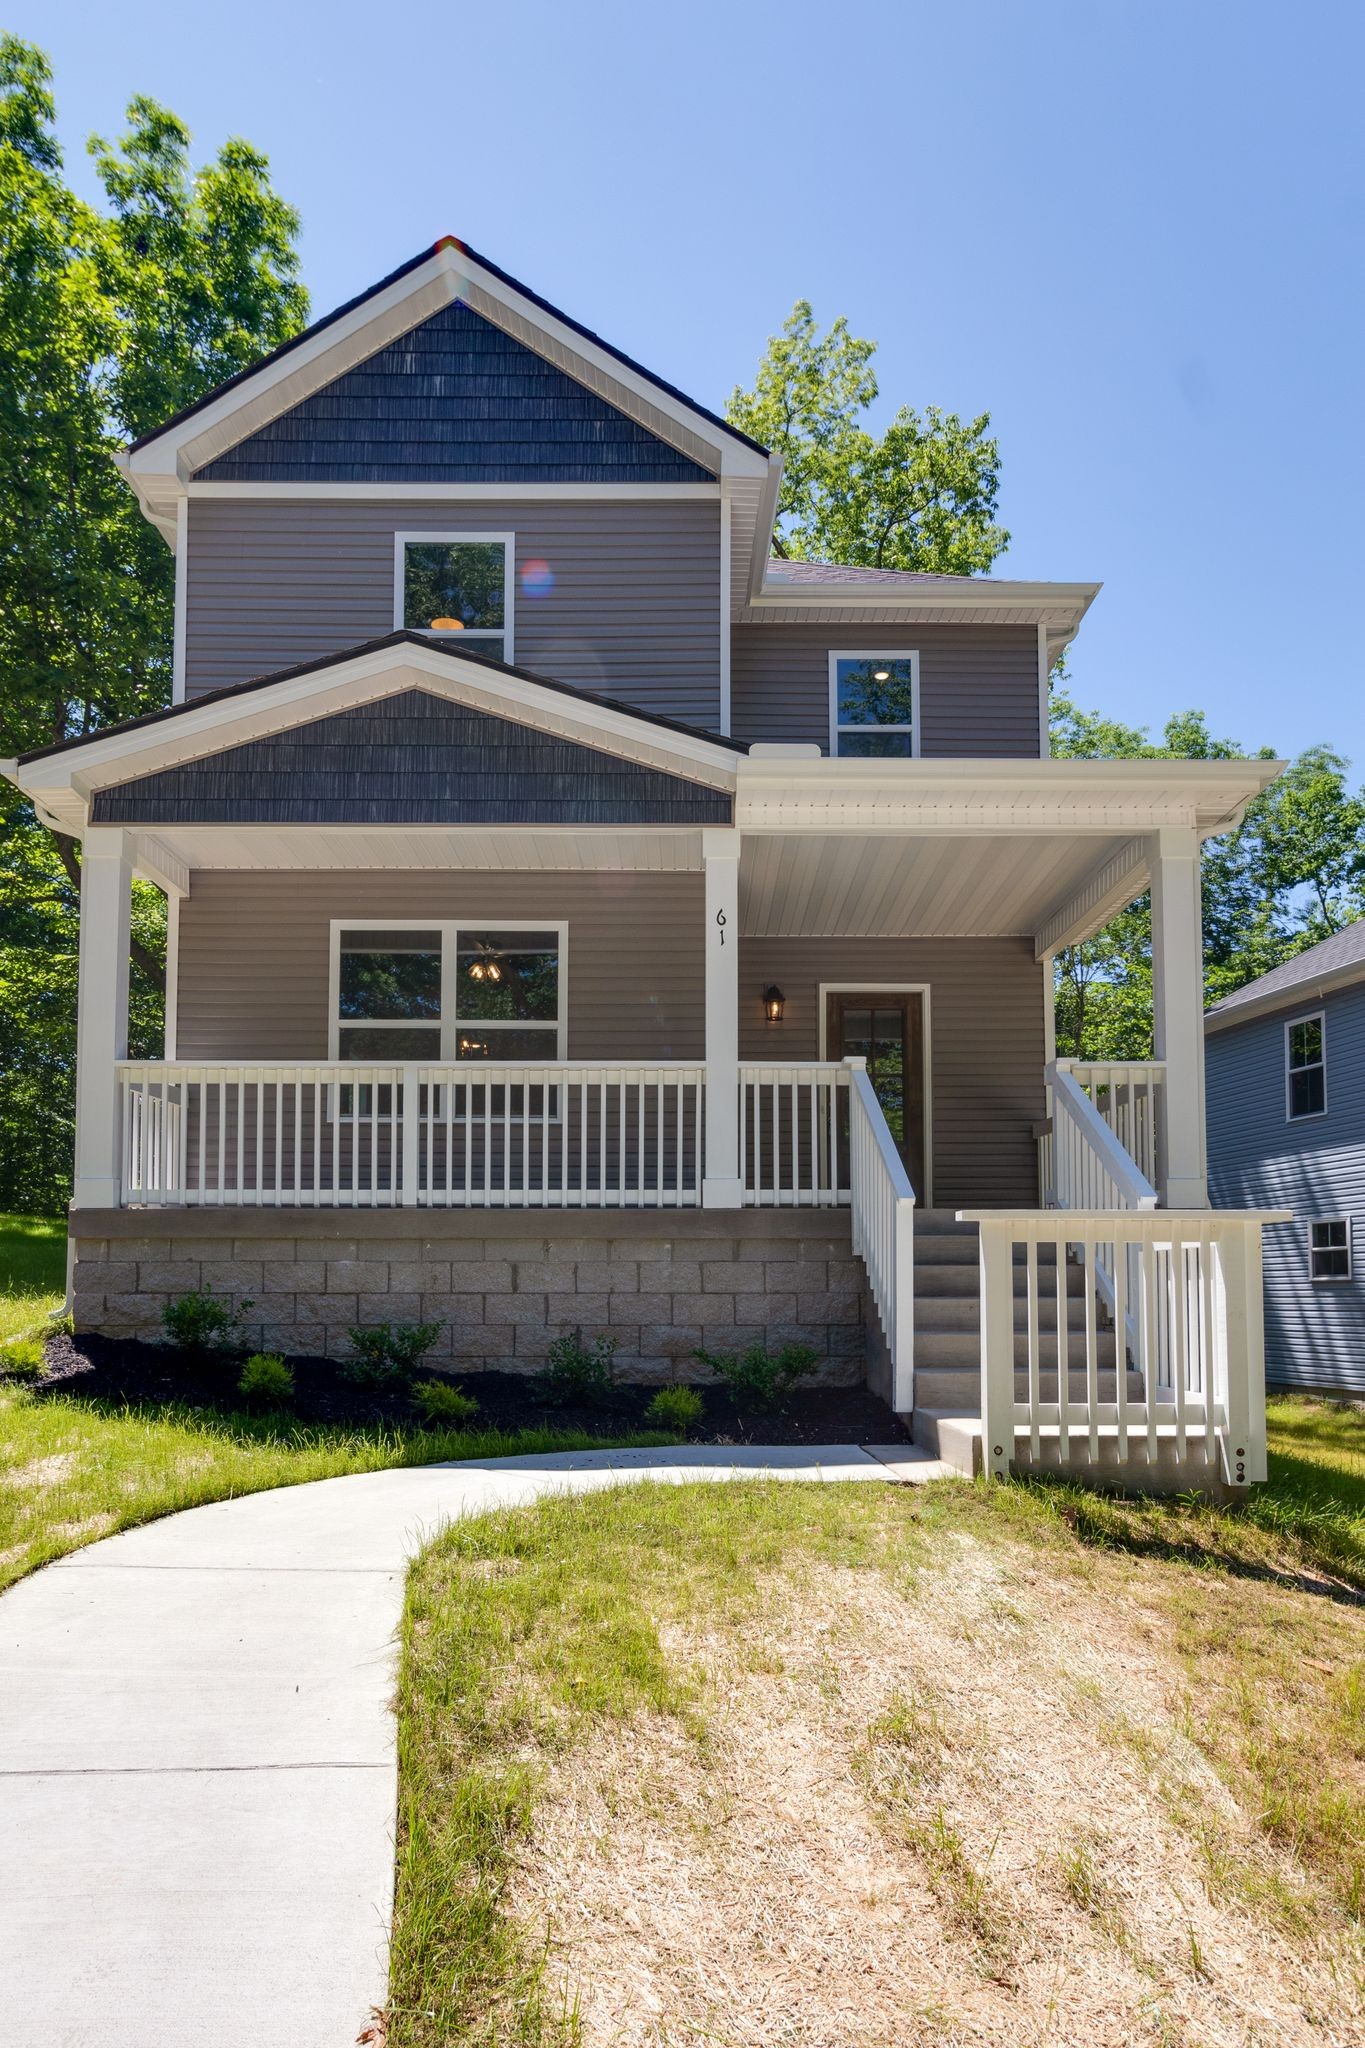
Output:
[749,577,1102,620]
[747,457,785,604]
[734,754,1284,836]
[1033,836,1150,958]
[9,647,741,824]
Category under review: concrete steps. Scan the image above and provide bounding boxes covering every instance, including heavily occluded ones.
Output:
[906,1211,1138,1475]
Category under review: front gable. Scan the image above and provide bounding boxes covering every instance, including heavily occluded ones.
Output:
[89,687,733,827]
[194,302,716,486]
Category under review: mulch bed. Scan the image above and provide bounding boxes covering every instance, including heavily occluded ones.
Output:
[26,1331,910,1448]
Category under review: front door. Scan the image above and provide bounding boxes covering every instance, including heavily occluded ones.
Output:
[826,991,927,1196]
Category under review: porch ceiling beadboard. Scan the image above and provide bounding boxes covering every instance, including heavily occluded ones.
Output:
[89,689,733,828]
[193,301,717,486]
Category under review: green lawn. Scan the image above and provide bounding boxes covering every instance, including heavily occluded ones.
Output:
[0,1210,65,1344]
[390,1450,1365,2047]
[0,1210,669,1589]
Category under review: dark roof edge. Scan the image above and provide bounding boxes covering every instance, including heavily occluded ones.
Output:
[16,632,751,766]
[127,237,770,462]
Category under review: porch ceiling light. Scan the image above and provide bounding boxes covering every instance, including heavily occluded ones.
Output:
[763,984,785,1024]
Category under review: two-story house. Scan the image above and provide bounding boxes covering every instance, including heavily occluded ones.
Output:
[1207,923,1365,1393]
[3,236,1287,1487]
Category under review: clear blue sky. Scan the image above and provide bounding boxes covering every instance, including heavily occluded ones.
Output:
[21,0,1365,766]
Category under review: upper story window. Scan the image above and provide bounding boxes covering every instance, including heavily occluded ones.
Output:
[1286,1012,1326,1120]
[395,534,514,659]
[332,922,565,1063]
[828,651,920,757]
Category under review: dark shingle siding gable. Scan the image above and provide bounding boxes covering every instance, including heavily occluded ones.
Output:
[89,689,732,827]
[194,303,716,485]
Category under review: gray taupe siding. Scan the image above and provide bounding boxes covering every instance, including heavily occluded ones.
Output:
[92,690,731,827]
[194,302,715,485]
[731,622,1044,756]
[175,870,705,1063]
[739,936,1046,1207]
[183,498,722,728]
[1207,986,1365,1392]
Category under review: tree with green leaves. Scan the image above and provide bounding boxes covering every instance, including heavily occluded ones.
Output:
[0,36,306,1211]
[726,301,1008,573]
[1049,685,1365,1057]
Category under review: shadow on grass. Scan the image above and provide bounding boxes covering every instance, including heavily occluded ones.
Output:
[983,1468,1365,1608]
[23,1385,670,1462]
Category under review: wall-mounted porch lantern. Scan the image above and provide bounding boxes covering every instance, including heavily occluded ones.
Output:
[762,984,786,1024]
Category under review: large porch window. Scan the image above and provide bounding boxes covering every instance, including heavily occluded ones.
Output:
[331,922,566,1062]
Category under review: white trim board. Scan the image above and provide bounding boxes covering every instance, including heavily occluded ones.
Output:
[187,481,720,504]
[818,981,933,1205]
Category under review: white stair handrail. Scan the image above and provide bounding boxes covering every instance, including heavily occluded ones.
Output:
[846,1057,916,1412]
[1047,1060,1158,1213]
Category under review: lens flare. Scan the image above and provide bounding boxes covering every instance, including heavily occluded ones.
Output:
[520,559,555,597]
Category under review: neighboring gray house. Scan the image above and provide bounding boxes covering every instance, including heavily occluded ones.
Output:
[1207,924,1365,1394]
[3,235,1288,1487]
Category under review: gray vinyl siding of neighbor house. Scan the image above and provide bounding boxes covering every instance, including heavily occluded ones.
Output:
[739,936,1046,1208]
[182,498,723,729]
[1207,985,1365,1392]
[730,622,1045,757]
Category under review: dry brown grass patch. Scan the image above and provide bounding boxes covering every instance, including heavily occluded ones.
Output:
[510,1530,1361,2047]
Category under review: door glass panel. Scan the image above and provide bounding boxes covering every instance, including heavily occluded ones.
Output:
[869,1007,906,1143]
[839,1007,873,1060]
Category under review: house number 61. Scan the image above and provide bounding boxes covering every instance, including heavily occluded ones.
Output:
[715,909,727,946]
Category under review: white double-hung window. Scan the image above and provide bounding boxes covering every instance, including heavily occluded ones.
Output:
[331,923,566,1065]
[828,651,920,757]
[394,533,514,659]
[1285,1013,1326,1120]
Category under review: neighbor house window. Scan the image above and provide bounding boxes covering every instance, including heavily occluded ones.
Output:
[1309,1218,1351,1281]
[828,651,919,757]
[332,922,564,1063]
[1286,1013,1326,1119]
[395,534,513,658]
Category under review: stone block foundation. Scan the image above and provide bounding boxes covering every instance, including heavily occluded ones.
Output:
[70,1208,870,1386]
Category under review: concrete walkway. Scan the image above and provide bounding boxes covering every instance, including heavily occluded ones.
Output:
[0,1441,945,2047]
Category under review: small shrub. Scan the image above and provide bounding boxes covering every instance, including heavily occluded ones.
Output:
[161,1289,252,1358]
[342,1319,444,1389]
[411,1376,481,1428]
[538,1330,618,1407]
[644,1384,704,1436]
[237,1352,295,1407]
[0,1335,46,1381]
[694,1341,820,1412]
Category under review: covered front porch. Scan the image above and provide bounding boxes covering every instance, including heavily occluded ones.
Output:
[6,638,1286,1487]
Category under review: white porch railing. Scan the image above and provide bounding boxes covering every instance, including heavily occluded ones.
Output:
[1040,1059,1165,1204]
[966,1209,1281,1488]
[1047,1059,1160,1214]
[119,1061,705,1208]
[739,1061,850,1207]
[847,1059,916,1412]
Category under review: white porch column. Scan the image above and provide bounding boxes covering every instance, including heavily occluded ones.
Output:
[73,828,133,1209]
[1148,825,1207,1208]
[702,826,743,1208]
